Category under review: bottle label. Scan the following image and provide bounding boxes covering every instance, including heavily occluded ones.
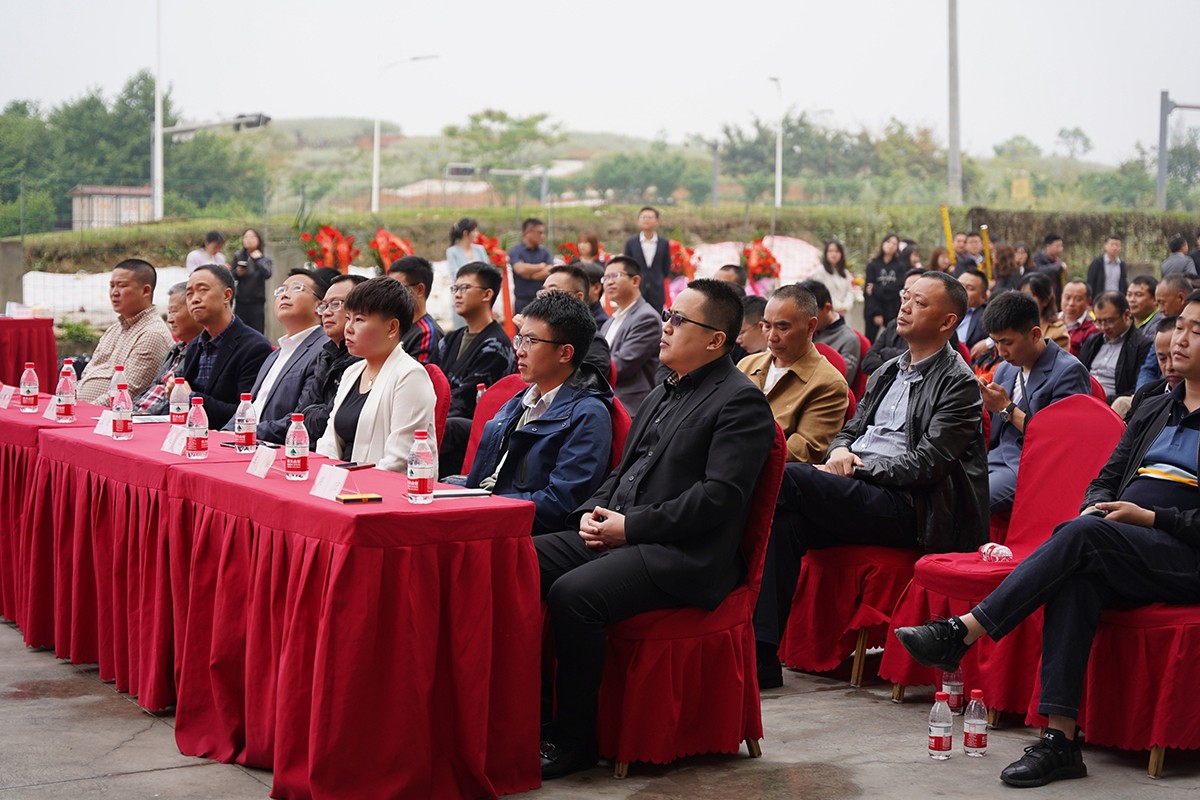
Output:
[964,723,987,749]
[285,455,308,473]
[186,434,208,453]
[170,403,187,425]
[408,475,432,495]
[56,399,74,416]
[20,391,37,407]
[235,422,255,448]
[112,417,133,434]
[928,724,952,751]
[943,683,964,712]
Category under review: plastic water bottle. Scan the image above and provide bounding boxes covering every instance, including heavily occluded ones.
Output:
[406,430,435,504]
[111,382,133,440]
[19,362,38,413]
[234,393,257,453]
[476,383,487,406]
[108,364,126,405]
[284,414,309,481]
[62,357,74,377]
[54,366,76,423]
[963,689,988,756]
[169,378,189,425]
[942,667,965,715]
[928,691,953,760]
[185,398,208,459]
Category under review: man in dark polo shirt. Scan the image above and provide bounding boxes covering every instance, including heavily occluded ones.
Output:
[509,218,553,313]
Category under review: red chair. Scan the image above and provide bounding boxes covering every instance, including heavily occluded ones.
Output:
[597,426,787,777]
[423,363,450,446]
[957,341,972,363]
[844,388,857,423]
[460,374,527,473]
[1089,375,1107,402]
[851,331,870,400]
[814,343,846,379]
[609,398,631,470]
[608,360,617,387]
[878,395,1124,716]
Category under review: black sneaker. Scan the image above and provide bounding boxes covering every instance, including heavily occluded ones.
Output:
[756,641,783,690]
[540,739,598,780]
[893,617,969,671]
[1000,728,1087,787]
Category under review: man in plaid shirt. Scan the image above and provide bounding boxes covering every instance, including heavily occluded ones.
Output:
[134,282,203,415]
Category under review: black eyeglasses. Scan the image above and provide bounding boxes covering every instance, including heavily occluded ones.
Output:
[513,334,568,352]
[662,308,721,332]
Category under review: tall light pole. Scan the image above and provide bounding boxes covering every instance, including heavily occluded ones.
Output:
[152,0,164,221]
[372,55,438,214]
[769,77,784,234]
[946,0,963,205]
[1157,91,1200,209]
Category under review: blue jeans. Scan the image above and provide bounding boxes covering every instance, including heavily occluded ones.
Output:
[973,514,1200,719]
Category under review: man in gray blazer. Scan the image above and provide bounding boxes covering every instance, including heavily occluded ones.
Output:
[979,291,1091,513]
[600,256,662,415]
[228,268,330,443]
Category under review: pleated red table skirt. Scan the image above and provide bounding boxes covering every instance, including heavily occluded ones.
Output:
[0,317,57,388]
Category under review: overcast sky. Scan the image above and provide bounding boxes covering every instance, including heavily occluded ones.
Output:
[5,0,1198,165]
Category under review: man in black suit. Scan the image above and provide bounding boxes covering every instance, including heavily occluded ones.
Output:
[957,268,989,348]
[180,264,273,429]
[1085,235,1127,301]
[1079,291,1152,405]
[536,279,776,779]
[621,206,671,313]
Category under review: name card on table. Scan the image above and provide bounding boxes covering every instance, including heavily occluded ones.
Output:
[161,426,186,455]
[41,401,58,420]
[309,464,348,501]
[92,411,115,437]
[0,386,13,409]
[246,445,276,479]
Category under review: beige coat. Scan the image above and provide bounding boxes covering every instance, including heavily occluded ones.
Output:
[738,346,849,464]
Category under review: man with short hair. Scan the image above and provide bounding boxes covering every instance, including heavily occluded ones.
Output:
[895,292,1200,789]
[621,206,670,313]
[755,272,989,688]
[980,291,1091,513]
[1161,234,1196,278]
[509,218,554,313]
[1034,233,1068,305]
[1079,291,1152,405]
[179,264,274,429]
[76,259,175,406]
[735,295,768,359]
[133,281,203,415]
[534,265,612,377]
[1127,274,1161,332]
[952,232,967,262]
[737,284,848,463]
[1086,235,1127,299]
[229,268,329,443]
[1137,274,1193,388]
[185,230,227,273]
[800,279,861,387]
[600,256,662,416]
[578,261,609,328]
[536,279,775,779]
[715,264,748,289]
[955,232,984,272]
[1127,315,1182,417]
[466,292,613,535]
[387,255,444,364]
[1060,280,1098,357]
[956,269,989,348]
[861,268,928,375]
[294,274,366,440]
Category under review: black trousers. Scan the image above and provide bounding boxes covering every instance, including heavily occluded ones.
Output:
[535,530,680,747]
[754,463,917,647]
[439,416,471,478]
[237,303,265,334]
[973,514,1200,719]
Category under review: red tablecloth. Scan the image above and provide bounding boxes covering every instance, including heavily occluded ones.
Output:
[0,397,106,626]
[26,424,254,711]
[168,459,541,800]
[0,317,58,388]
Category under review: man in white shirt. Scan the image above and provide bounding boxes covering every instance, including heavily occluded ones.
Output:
[621,207,669,313]
[185,230,228,274]
[600,256,662,415]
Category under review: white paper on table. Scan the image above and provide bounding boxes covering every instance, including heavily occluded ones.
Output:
[161,426,186,455]
[41,401,58,420]
[0,386,14,409]
[92,411,115,437]
[133,415,169,424]
[246,445,276,479]
[309,464,348,501]
[431,488,491,498]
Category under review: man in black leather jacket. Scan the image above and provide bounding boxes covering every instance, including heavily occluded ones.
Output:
[896,292,1200,789]
[756,271,988,686]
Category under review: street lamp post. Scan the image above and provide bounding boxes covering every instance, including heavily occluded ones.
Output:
[152,0,164,220]
[372,55,438,214]
[769,77,783,236]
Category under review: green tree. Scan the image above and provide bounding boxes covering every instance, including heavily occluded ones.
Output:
[1057,127,1094,159]
[993,135,1043,160]
[442,109,563,171]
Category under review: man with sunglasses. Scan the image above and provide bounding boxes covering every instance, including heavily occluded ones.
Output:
[600,255,662,415]
[295,274,368,440]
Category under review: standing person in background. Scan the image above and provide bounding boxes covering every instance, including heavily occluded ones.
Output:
[574,232,604,268]
[863,232,903,342]
[955,232,984,272]
[622,206,671,313]
[1161,235,1197,278]
[231,228,273,334]
[812,240,856,316]
[991,243,1024,294]
[1034,233,1068,306]
[185,230,227,274]
[952,232,967,263]
[929,247,954,274]
[1019,272,1070,352]
[509,218,554,313]
[446,217,490,331]
[900,242,923,272]
[1086,235,1127,300]
[387,256,444,364]
[1014,242,1035,279]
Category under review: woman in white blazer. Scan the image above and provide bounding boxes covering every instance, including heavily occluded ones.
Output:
[316,277,439,473]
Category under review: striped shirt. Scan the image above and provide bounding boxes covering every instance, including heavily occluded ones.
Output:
[401,313,444,365]
[76,305,174,406]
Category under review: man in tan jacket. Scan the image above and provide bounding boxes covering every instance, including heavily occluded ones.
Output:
[738,283,848,463]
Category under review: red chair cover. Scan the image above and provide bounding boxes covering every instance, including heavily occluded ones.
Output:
[1089,375,1107,402]
[609,398,631,471]
[844,388,857,423]
[460,374,527,473]
[851,332,870,400]
[957,341,971,363]
[423,363,450,446]
[813,343,846,378]
[879,395,1124,712]
[595,425,786,766]
[779,545,921,672]
[989,511,1010,546]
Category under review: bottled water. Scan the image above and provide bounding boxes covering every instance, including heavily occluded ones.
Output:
[111,383,133,440]
[19,362,38,413]
[942,667,965,715]
[55,366,76,423]
[108,364,125,406]
[234,393,257,453]
[476,383,487,405]
[406,430,435,504]
[928,691,953,760]
[185,398,208,459]
[284,414,309,481]
[963,689,988,757]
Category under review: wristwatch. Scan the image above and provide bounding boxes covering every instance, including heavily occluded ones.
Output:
[998,401,1017,424]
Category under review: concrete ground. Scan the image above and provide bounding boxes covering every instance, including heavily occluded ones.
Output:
[1,622,1197,799]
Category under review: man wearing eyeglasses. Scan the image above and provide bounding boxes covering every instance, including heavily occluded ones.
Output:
[599,256,662,415]
[222,269,330,443]
[387,256,444,365]
[294,274,368,440]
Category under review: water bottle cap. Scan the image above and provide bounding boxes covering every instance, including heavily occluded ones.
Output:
[240,393,252,401]
[476,383,486,390]
[175,377,185,384]
[114,365,124,371]
[24,362,33,368]
[971,689,984,699]
[117,383,128,391]
[414,430,428,440]
[64,358,73,365]
[191,397,203,405]
[935,691,949,702]
[291,413,303,422]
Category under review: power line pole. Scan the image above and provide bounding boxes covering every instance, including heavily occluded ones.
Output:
[152,0,164,220]
[1157,91,1200,210]
[946,0,963,205]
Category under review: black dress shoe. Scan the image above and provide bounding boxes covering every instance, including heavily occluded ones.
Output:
[893,617,970,671]
[1000,728,1087,787]
[756,641,783,690]
[540,739,598,780]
